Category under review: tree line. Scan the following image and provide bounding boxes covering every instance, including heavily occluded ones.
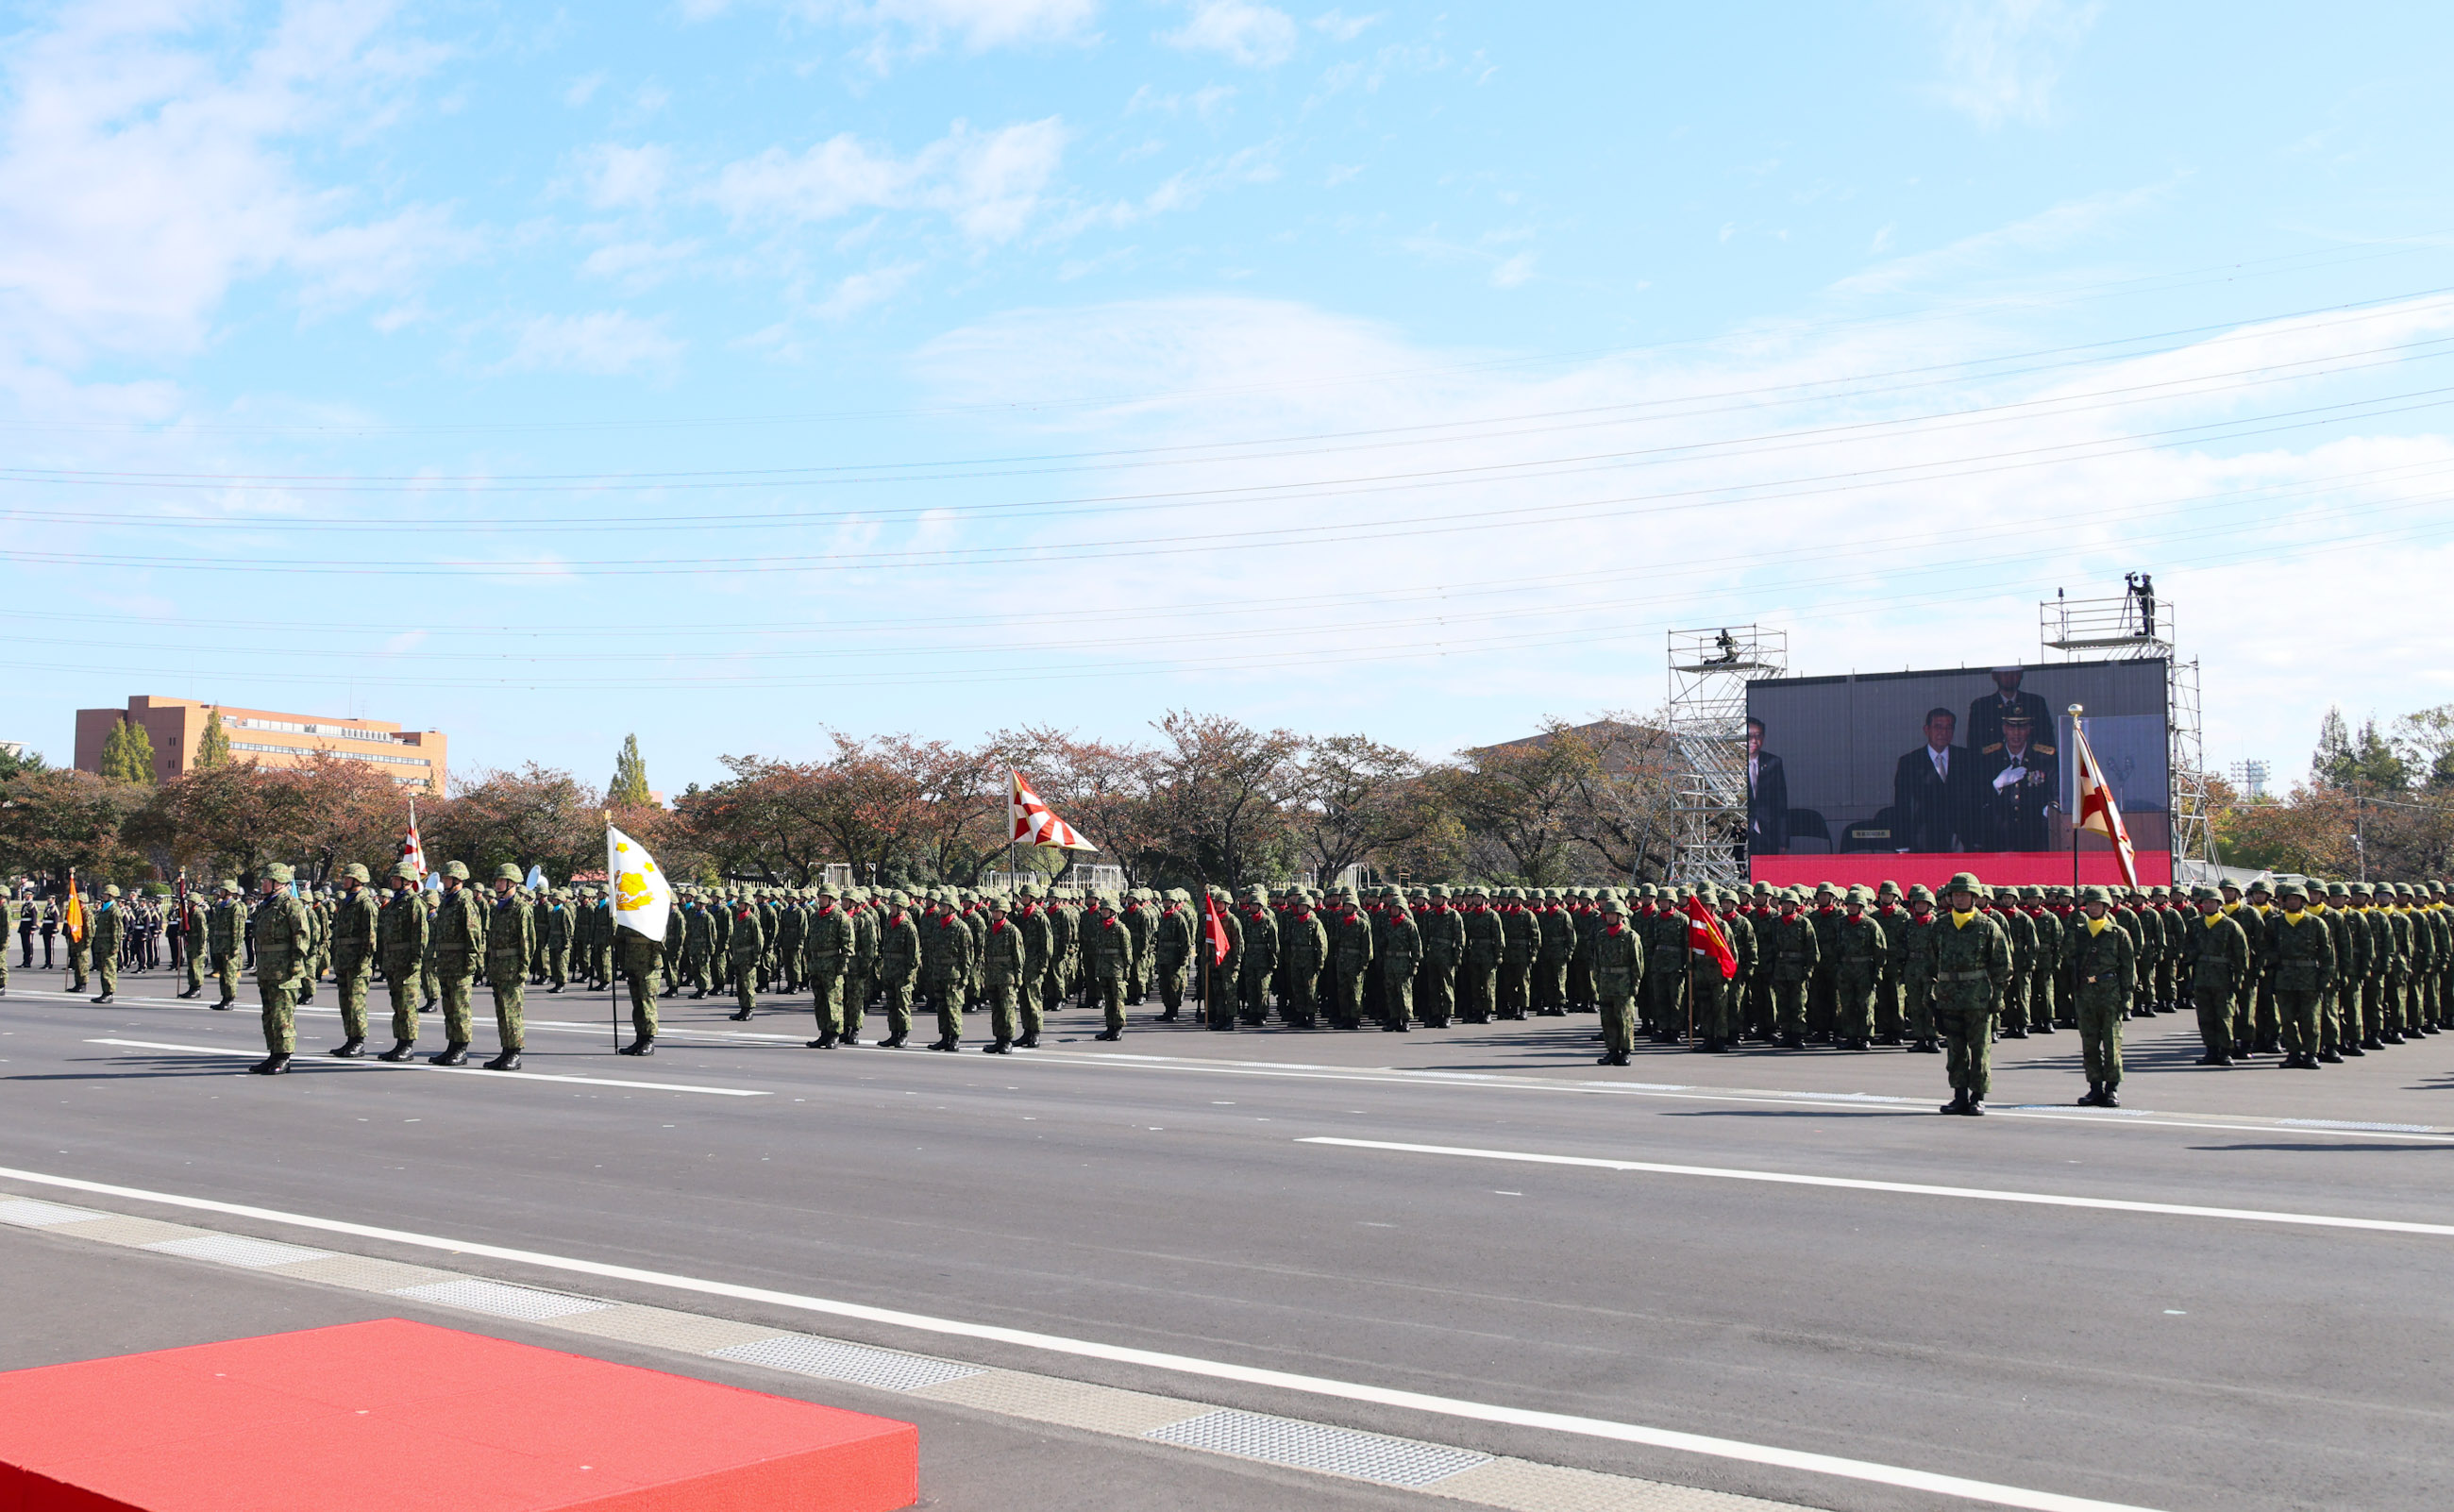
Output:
[0,712,1689,892]
[2212,702,2454,878]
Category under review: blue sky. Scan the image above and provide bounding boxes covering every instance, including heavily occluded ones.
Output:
[5,0,2452,796]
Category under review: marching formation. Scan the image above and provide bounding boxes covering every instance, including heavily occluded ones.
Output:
[8,866,2446,1115]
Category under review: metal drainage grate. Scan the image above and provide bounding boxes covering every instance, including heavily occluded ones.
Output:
[2278,1118,2436,1134]
[1146,1408,1490,1488]
[0,1199,103,1227]
[146,1235,336,1268]
[711,1334,986,1393]
[391,1278,612,1321]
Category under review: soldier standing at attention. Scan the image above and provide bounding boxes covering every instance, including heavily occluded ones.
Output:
[1418,886,1463,1028]
[1590,895,1646,1066]
[1497,889,1538,1019]
[1277,890,1327,1028]
[1932,872,2012,1116]
[173,887,209,1000]
[725,890,766,1022]
[2064,885,2136,1106]
[1764,889,1818,1049]
[482,865,535,1071]
[1238,885,1278,1027]
[1830,886,1886,1051]
[979,894,1026,1053]
[612,899,664,1056]
[327,864,380,1058]
[429,861,484,1066]
[2184,885,2251,1067]
[377,864,427,1061]
[1012,886,1051,1047]
[930,898,981,1050]
[870,892,920,1049]
[1379,892,1421,1032]
[205,880,247,1009]
[1459,886,1501,1024]
[1149,888,1192,1020]
[1325,889,1374,1031]
[248,865,312,1076]
[2264,878,2337,1068]
[802,884,856,1048]
[86,884,125,1004]
[1896,884,1941,1051]
[1995,887,2037,1038]
[1080,893,1131,1041]
[1646,886,1691,1043]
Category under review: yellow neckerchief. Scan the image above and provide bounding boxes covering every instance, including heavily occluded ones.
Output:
[2251,902,2271,916]
[2279,909,2306,927]
[2307,901,2328,916]
[2085,915,2110,935]
[2222,900,2241,915]
[2202,911,2226,928]
[1949,910,1977,928]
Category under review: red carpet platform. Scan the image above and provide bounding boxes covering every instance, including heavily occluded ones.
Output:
[0,1318,916,1512]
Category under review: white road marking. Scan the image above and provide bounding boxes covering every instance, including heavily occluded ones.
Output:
[0,1163,2162,1512]
[83,1039,766,1098]
[1299,1137,2454,1237]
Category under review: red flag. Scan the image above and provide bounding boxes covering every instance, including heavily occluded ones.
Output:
[1684,895,1738,981]
[1201,889,1231,967]
[1009,769,1098,851]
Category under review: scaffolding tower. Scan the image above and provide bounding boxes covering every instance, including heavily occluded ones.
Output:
[2041,577,2212,876]
[1666,626,1787,884]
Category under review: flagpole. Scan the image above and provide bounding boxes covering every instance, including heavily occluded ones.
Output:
[2068,705,2084,893]
[605,811,619,1052]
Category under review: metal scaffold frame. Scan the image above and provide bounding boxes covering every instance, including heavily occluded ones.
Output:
[1666,626,1787,884]
[2041,579,2213,877]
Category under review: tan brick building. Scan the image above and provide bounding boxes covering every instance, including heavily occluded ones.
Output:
[75,697,447,793]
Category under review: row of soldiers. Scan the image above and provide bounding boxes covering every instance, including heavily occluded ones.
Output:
[20,867,2447,1108]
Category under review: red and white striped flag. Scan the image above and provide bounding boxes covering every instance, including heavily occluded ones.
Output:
[2070,721,2139,889]
[399,798,429,880]
[1009,770,1098,851]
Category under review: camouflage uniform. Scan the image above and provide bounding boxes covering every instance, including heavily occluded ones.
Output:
[430,865,485,1062]
[328,866,380,1051]
[378,867,428,1055]
[484,867,536,1066]
[250,867,313,1070]
[2063,888,2137,1102]
[1932,874,2012,1114]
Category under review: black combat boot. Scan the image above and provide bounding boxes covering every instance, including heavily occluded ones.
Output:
[178,985,198,1000]
[880,1031,907,1049]
[983,1039,1011,1054]
[1093,1028,1121,1041]
[377,1040,416,1062]
[2076,1083,2100,1106]
[248,1053,291,1076]
[2096,1086,2117,1107]
[1941,1089,1969,1115]
[619,1036,654,1056]
[1016,1032,1039,1049]
[840,1030,861,1046]
[2318,1049,2343,1063]
[431,1042,469,1067]
[729,1007,753,1022]
[482,1050,522,1071]
[329,1038,365,1058]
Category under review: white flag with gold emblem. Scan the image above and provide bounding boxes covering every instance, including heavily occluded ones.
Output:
[607,824,673,940]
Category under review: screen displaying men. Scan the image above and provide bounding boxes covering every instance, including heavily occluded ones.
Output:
[1744,659,2169,871]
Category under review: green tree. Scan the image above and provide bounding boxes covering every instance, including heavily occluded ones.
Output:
[2312,708,2408,794]
[98,717,157,784]
[610,734,652,808]
[0,745,44,780]
[194,708,232,769]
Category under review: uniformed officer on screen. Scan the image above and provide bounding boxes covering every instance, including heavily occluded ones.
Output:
[1978,711,2060,849]
[1968,667,2058,763]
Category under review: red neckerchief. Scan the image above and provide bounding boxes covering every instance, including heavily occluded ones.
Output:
[1605,919,1626,936]
[991,916,1008,934]
[1100,915,1118,930]
[888,911,906,928]
[941,916,960,930]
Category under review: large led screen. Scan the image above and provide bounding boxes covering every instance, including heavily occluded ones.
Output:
[1744,659,2171,888]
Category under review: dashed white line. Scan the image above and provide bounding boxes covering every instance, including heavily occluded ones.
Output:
[84,1039,765,1097]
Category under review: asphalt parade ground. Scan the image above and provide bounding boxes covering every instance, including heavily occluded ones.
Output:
[4,970,2449,1512]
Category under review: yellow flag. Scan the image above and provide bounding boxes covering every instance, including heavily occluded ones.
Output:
[606,824,672,940]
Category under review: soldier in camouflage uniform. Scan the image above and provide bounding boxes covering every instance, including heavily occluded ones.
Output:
[1325,890,1373,1031]
[86,884,124,1003]
[1080,893,1130,1041]
[429,861,484,1066]
[1277,891,1327,1028]
[1645,887,1691,1042]
[801,884,856,1048]
[871,893,921,1048]
[2180,885,2250,1066]
[1830,885,1886,1050]
[483,865,535,1070]
[1764,889,1818,1049]
[1459,886,1501,1023]
[1896,883,1940,1051]
[377,863,427,1060]
[979,894,1026,1052]
[2261,878,2335,1068]
[1150,888,1192,1020]
[2063,885,2136,1105]
[1932,873,2011,1115]
[1591,895,1645,1066]
[1418,886,1463,1028]
[1379,893,1420,1032]
[725,891,766,1021]
[249,865,313,1075]
[1237,886,1278,1027]
[327,863,380,1057]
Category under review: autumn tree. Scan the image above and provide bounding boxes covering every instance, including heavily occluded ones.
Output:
[1145,712,1301,885]
[1451,723,1603,885]
[194,709,232,770]
[610,734,652,808]
[0,766,149,886]
[1287,734,1437,882]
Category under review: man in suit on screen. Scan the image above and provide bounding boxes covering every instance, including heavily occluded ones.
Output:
[1893,707,1980,852]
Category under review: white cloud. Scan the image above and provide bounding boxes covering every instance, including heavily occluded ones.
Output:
[685,0,1097,53]
[564,72,606,107]
[1168,1,1300,68]
[1930,0,2102,126]
[902,284,2454,763]
[579,238,703,293]
[503,311,683,376]
[1488,252,1535,289]
[815,262,921,318]
[706,117,1067,242]
[578,143,675,210]
[0,0,456,363]
[1310,8,1384,42]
